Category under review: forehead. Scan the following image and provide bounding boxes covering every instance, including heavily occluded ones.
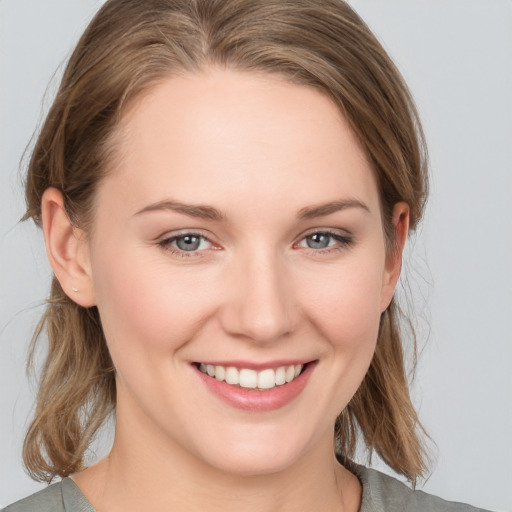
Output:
[101,68,379,216]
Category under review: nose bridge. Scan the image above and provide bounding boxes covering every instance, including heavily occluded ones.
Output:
[221,246,296,343]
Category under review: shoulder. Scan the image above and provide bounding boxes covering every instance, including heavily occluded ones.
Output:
[1,477,94,512]
[357,466,492,512]
[1,482,64,512]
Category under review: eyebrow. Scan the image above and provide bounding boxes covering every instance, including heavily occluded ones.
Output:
[134,198,369,221]
[134,200,225,221]
[297,199,370,219]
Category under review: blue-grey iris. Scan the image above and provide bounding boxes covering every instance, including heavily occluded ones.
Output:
[306,233,331,249]
[176,235,201,251]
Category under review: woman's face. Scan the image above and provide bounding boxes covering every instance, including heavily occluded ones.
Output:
[81,69,404,475]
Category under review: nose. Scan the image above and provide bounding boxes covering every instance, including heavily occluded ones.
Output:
[219,250,298,344]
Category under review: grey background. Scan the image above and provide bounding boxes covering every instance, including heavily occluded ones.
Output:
[1,1,511,510]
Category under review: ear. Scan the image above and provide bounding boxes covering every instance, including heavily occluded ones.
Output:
[41,188,96,307]
[380,202,410,312]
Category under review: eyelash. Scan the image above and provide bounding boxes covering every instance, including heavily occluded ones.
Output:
[157,229,354,259]
[296,230,354,255]
[157,231,214,259]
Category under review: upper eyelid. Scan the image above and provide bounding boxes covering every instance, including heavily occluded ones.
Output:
[304,227,349,234]
[157,229,213,242]
[297,227,353,240]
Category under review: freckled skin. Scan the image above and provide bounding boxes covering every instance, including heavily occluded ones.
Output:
[52,69,407,512]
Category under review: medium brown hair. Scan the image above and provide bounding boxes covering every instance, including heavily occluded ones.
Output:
[23,0,429,484]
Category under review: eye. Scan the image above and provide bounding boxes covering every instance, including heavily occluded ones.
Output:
[297,230,353,252]
[158,232,214,256]
[173,234,207,252]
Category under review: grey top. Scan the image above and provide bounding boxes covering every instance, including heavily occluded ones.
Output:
[2,466,491,512]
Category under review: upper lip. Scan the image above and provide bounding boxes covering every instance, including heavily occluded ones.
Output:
[193,359,316,371]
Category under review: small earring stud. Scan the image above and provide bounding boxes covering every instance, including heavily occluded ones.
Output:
[72,287,79,292]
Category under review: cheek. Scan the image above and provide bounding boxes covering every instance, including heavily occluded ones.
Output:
[299,256,385,350]
[289,255,386,425]
[90,243,220,362]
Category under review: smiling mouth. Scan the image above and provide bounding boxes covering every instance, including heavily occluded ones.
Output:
[196,363,306,390]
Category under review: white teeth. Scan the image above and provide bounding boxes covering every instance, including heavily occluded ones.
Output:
[214,365,225,382]
[257,369,276,389]
[275,366,286,385]
[225,366,239,385]
[199,363,304,389]
[239,369,257,388]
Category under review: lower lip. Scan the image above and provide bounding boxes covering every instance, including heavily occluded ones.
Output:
[194,363,316,412]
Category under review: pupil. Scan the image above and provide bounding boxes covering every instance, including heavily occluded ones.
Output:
[307,233,330,249]
[177,235,200,251]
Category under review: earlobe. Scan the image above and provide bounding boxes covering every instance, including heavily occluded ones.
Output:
[41,188,96,307]
[380,202,410,312]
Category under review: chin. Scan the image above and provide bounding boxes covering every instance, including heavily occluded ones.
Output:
[192,427,318,477]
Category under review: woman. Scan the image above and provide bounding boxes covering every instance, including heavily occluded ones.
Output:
[1,1,494,511]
